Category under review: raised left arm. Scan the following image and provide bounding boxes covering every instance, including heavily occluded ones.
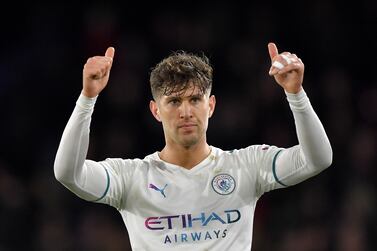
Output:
[268,42,332,186]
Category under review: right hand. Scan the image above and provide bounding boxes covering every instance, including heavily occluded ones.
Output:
[82,47,115,97]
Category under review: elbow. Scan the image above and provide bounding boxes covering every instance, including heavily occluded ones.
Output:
[53,158,70,185]
[323,144,333,169]
[54,163,77,191]
[312,145,333,171]
[320,153,333,170]
[54,162,65,183]
[301,144,333,172]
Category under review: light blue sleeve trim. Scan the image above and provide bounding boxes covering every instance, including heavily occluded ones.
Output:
[272,150,288,187]
[92,167,110,202]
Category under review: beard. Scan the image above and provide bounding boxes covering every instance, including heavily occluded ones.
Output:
[179,135,200,148]
[173,125,206,148]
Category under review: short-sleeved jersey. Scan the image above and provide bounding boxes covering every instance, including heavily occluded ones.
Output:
[96,145,283,251]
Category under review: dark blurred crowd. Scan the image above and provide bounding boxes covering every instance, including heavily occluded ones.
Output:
[0,2,376,250]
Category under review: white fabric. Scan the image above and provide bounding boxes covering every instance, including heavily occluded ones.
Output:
[272,61,284,69]
[281,54,292,64]
[54,89,332,250]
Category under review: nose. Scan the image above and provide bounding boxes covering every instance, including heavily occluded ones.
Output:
[179,101,193,119]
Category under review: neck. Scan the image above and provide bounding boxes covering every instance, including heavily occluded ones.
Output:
[159,142,211,169]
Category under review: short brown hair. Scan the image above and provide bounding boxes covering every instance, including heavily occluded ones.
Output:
[150,51,213,99]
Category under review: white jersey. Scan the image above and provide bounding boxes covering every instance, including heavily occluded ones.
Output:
[54,89,332,250]
[97,145,282,250]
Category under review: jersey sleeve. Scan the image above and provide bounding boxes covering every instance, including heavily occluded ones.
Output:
[85,158,139,209]
[251,89,332,197]
[243,144,285,196]
[54,94,138,210]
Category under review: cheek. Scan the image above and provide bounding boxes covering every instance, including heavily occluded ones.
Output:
[198,110,210,126]
[160,112,178,126]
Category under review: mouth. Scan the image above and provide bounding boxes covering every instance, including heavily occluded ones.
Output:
[178,123,197,129]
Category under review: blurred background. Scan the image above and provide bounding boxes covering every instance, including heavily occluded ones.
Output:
[0,1,376,250]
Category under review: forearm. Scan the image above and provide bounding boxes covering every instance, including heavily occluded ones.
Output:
[288,89,332,167]
[275,89,332,186]
[54,94,108,200]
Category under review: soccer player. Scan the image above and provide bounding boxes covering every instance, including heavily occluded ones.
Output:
[54,43,332,250]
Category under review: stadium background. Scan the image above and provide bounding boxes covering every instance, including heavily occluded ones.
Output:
[0,1,376,250]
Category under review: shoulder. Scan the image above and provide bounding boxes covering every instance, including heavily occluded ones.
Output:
[98,153,159,172]
[213,144,282,162]
[214,145,270,156]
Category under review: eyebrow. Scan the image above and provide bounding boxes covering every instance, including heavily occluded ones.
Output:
[165,94,203,101]
[167,93,204,99]
[189,94,204,99]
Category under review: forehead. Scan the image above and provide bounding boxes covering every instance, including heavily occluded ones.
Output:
[163,84,204,98]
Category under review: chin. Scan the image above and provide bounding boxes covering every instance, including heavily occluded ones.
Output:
[180,137,199,148]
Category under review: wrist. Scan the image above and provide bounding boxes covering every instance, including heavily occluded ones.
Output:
[81,89,98,98]
[284,86,303,94]
[77,93,98,111]
[285,88,310,112]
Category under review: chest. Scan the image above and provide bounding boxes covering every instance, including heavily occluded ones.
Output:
[125,161,256,216]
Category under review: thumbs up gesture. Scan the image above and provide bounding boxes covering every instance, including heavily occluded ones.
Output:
[82,47,115,97]
[268,43,304,94]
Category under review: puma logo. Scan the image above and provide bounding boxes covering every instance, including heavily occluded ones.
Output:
[149,183,168,198]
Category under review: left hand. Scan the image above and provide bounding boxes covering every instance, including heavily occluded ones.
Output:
[268,42,304,94]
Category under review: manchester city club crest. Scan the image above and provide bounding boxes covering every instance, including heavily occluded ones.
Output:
[211,174,236,195]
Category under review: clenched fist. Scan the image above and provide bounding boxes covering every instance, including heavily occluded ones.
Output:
[82,47,115,98]
[268,43,304,94]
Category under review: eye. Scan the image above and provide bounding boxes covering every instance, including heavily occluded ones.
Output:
[191,97,202,103]
[168,98,180,105]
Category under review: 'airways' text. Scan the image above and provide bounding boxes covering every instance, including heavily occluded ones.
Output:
[164,229,228,244]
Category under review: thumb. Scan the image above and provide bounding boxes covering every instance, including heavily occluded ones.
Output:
[105,47,115,59]
[268,42,278,61]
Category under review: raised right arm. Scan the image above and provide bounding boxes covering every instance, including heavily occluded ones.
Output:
[54,47,115,201]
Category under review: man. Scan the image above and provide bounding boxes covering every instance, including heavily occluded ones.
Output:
[54,43,332,250]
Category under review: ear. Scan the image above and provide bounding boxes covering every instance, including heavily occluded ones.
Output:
[150,100,162,122]
[208,95,216,118]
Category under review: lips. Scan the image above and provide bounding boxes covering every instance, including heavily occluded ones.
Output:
[178,123,197,128]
